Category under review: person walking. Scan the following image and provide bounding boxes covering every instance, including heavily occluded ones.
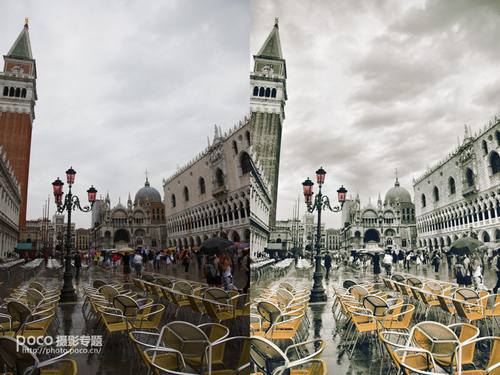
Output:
[383,250,393,276]
[74,251,82,280]
[373,252,381,282]
[220,251,238,291]
[324,252,332,281]
[133,250,143,277]
[120,252,131,283]
[431,250,442,277]
[181,249,192,278]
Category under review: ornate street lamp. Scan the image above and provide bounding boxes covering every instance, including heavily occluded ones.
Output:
[302,167,346,302]
[52,167,97,302]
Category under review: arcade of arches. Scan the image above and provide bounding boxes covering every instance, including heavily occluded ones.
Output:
[417,191,500,250]
[166,191,250,249]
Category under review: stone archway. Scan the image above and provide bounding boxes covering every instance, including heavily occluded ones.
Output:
[114,229,130,244]
[364,229,380,244]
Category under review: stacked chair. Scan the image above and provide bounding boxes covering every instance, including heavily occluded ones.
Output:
[250,282,326,375]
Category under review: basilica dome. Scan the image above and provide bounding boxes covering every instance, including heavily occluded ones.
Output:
[384,179,412,206]
[134,178,162,205]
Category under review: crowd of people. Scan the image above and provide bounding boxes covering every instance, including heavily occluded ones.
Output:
[331,246,500,293]
[69,245,251,293]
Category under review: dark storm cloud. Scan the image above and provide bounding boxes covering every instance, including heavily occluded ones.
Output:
[253,0,500,229]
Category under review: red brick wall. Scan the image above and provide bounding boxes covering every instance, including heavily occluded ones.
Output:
[0,110,32,229]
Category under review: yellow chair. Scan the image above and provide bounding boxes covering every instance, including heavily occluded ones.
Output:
[132,303,165,333]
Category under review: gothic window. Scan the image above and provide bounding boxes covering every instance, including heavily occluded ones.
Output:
[216,169,224,188]
[483,140,488,155]
[171,194,176,208]
[199,177,206,195]
[271,88,277,98]
[496,131,500,147]
[240,152,251,174]
[245,131,250,147]
[183,187,189,202]
[421,194,426,208]
[15,88,20,97]
[491,152,500,174]
[265,88,271,97]
[253,86,258,96]
[449,177,456,194]
[9,87,14,97]
[466,169,474,187]
[433,187,439,202]
[232,140,238,155]
[3,87,8,96]
[21,88,26,98]
[259,87,265,97]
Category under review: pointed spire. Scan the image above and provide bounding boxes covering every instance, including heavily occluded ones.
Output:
[256,19,283,59]
[7,21,33,59]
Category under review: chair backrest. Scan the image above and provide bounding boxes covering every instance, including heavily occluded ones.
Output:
[173,281,193,295]
[454,288,479,303]
[391,274,405,283]
[363,295,388,317]
[28,282,45,292]
[350,285,369,301]
[204,288,229,304]
[99,285,119,302]
[278,282,295,292]
[343,280,357,289]
[142,274,155,283]
[276,289,294,307]
[256,301,282,324]
[437,295,454,314]
[26,289,44,307]
[0,336,37,375]
[410,321,459,357]
[113,295,139,317]
[423,281,443,295]
[406,277,422,288]
[250,336,286,375]
[92,279,107,289]
[160,321,209,357]
[7,301,32,324]
[156,277,174,288]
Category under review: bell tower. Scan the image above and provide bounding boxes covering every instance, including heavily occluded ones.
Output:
[0,20,38,229]
[250,19,287,228]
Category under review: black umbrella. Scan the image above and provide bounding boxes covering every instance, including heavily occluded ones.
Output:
[200,237,231,255]
[450,237,483,256]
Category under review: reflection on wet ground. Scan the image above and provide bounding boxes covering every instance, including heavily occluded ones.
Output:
[0,259,247,375]
[252,258,498,374]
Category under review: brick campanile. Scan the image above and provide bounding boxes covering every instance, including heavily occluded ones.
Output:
[250,19,287,228]
[0,21,37,229]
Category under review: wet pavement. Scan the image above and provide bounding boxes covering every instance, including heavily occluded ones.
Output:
[251,258,499,374]
[0,258,248,375]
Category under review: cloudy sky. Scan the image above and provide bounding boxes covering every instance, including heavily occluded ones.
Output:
[251,0,500,228]
[1,1,249,228]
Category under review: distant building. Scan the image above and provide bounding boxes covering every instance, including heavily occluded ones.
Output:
[76,228,90,251]
[91,178,166,250]
[163,120,250,249]
[0,148,21,257]
[341,179,417,251]
[250,157,271,258]
[0,21,38,229]
[414,119,500,249]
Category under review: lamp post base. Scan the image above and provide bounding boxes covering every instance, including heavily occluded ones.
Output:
[60,254,77,303]
[310,254,327,302]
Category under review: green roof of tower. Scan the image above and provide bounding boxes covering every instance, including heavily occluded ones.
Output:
[7,23,33,59]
